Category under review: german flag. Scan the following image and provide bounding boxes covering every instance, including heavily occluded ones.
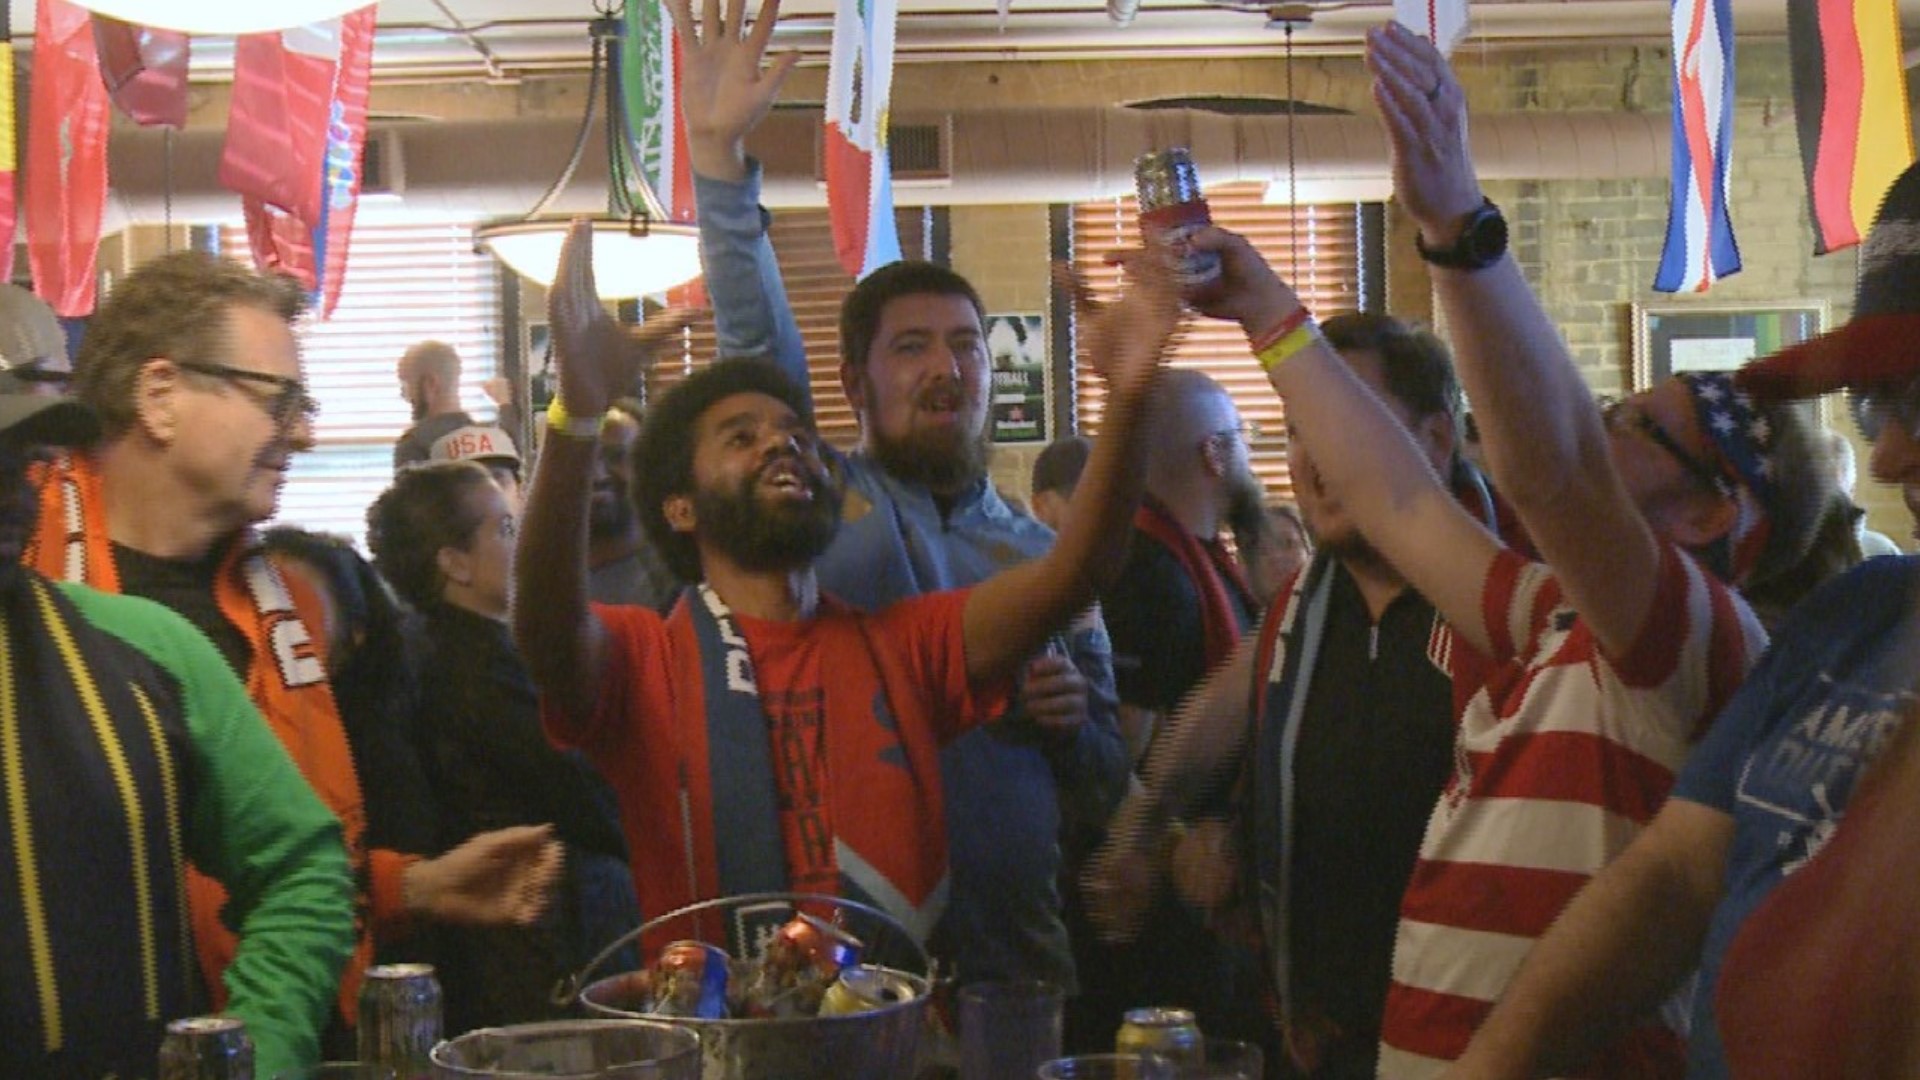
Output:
[0,3,16,257]
[1789,0,1915,255]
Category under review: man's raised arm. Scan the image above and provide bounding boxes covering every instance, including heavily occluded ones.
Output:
[675,0,811,397]
[512,222,698,722]
[960,256,1182,684]
[1366,23,1664,657]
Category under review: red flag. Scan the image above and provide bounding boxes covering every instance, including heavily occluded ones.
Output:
[25,0,109,317]
[218,6,377,319]
[93,16,190,129]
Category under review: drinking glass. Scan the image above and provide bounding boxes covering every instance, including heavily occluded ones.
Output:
[1175,1038,1263,1079]
[959,980,1065,1080]
[1035,1052,1174,1079]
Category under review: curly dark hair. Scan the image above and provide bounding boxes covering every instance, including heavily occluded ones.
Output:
[366,460,499,609]
[838,260,985,374]
[633,359,815,583]
[73,250,308,436]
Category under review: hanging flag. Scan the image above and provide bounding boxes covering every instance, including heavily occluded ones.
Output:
[1392,0,1468,56]
[1788,0,1914,256]
[93,16,190,128]
[0,5,17,259]
[824,0,904,280]
[622,0,694,224]
[1655,0,1741,293]
[25,0,110,317]
[219,6,377,319]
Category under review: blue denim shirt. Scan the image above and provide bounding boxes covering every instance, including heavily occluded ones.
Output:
[693,161,1128,991]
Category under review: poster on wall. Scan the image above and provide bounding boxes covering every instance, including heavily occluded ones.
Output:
[987,312,1048,444]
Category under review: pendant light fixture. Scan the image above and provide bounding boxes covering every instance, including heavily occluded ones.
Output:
[474,7,702,299]
[68,0,371,35]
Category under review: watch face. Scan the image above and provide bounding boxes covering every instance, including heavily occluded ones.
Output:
[1467,205,1508,264]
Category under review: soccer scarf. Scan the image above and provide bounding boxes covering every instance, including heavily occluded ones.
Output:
[1131,495,1250,674]
[0,575,198,1074]
[667,584,950,954]
[23,452,374,1023]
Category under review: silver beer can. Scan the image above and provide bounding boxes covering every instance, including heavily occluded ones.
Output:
[158,1016,255,1080]
[357,962,443,1078]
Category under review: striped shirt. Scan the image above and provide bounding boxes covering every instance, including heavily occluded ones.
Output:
[1377,543,1764,1078]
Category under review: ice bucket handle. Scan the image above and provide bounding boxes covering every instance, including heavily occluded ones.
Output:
[551,891,933,1008]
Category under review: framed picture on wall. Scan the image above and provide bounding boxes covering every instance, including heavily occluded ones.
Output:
[987,312,1049,444]
[1630,300,1830,391]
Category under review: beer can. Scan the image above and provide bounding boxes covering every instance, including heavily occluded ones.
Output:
[158,1016,254,1080]
[657,940,732,1019]
[777,912,864,975]
[817,965,919,1016]
[357,962,443,1079]
[1116,1006,1203,1064]
[1134,147,1223,294]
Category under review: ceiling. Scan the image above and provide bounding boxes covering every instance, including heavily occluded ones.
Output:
[16,0,1920,78]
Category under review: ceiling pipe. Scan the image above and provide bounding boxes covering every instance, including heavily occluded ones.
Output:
[100,105,1668,229]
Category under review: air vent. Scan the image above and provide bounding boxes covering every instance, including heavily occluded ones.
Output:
[362,128,406,195]
[814,115,951,185]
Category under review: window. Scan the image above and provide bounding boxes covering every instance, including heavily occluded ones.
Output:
[220,222,504,546]
[658,207,933,450]
[1071,184,1369,498]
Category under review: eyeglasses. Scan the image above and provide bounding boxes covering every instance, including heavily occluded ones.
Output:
[175,360,319,428]
[1600,397,1729,495]
[1850,385,1920,444]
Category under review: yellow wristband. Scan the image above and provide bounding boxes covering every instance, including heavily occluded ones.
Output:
[1256,321,1322,372]
[545,396,604,439]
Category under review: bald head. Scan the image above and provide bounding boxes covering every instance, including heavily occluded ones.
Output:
[1151,369,1239,474]
[398,340,463,419]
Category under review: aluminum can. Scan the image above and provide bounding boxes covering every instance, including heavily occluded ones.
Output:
[817,965,919,1016]
[657,939,732,1019]
[1134,147,1224,296]
[158,1016,254,1080]
[357,962,443,1079]
[776,912,864,975]
[1116,1006,1203,1064]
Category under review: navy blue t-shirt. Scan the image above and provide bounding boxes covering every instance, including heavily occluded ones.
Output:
[1672,554,1920,1078]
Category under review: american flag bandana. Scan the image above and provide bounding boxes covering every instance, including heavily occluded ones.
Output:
[1681,371,1777,585]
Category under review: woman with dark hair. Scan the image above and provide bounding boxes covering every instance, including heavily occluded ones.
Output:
[367,461,638,1033]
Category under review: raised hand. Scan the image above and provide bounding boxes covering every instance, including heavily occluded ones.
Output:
[669,0,798,181]
[1186,225,1302,337]
[547,220,703,417]
[1056,246,1185,400]
[1365,22,1485,244]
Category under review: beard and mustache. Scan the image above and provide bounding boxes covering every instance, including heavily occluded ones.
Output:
[693,454,845,572]
[862,376,993,496]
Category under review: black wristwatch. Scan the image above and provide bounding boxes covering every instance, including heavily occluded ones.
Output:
[1416,198,1508,271]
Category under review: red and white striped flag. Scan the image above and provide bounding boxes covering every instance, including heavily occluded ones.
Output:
[824,0,903,280]
[1393,0,1468,56]
[218,6,377,319]
[25,0,109,317]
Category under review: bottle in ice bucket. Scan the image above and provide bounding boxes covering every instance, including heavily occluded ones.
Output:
[1116,1006,1203,1065]
[1134,147,1224,301]
[357,962,443,1078]
[159,1016,254,1080]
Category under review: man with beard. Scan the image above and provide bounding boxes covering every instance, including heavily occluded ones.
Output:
[1090,314,1487,1078]
[674,0,1127,993]
[585,398,679,610]
[394,341,474,469]
[0,384,354,1077]
[514,219,1174,959]
[25,250,562,1056]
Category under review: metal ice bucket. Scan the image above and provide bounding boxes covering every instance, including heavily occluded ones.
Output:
[560,893,933,1080]
[430,1019,702,1078]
